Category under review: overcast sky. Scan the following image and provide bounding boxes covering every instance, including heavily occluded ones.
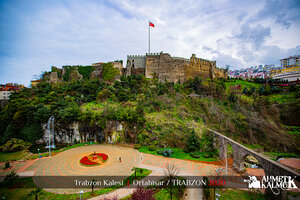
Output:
[1,0,300,86]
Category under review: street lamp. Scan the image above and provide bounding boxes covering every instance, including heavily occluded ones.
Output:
[38,149,40,158]
[215,169,221,200]
[79,190,83,200]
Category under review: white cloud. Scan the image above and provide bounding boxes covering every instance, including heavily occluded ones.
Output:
[0,0,299,85]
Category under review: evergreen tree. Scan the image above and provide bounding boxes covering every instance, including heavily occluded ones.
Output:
[186,129,200,152]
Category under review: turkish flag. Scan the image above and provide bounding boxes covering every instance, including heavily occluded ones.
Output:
[149,22,155,27]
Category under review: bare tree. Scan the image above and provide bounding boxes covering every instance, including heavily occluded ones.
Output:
[163,164,180,200]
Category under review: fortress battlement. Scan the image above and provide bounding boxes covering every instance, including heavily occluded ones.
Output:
[146,52,160,56]
[127,55,146,58]
[190,54,216,65]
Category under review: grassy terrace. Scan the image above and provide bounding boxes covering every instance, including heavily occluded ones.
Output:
[268,92,298,103]
[0,168,151,200]
[243,143,300,161]
[154,188,184,200]
[137,146,218,162]
[225,80,262,91]
[284,125,300,136]
[0,150,30,162]
[263,152,300,161]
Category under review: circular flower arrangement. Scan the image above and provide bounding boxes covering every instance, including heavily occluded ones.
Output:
[80,153,109,167]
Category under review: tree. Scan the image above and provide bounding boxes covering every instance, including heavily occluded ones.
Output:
[132,167,139,179]
[163,164,180,200]
[20,123,44,143]
[29,188,42,200]
[201,130,217,157]
[130,187,155,200]
[4,170,19,187]
[186,129,200,152]
[102,63,120,82]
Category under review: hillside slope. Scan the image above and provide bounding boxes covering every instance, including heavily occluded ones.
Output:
[0,76,299,155]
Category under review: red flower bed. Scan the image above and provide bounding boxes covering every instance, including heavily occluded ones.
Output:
[79,153,109,166]
[96,153,108,162]
[80,156,98,166]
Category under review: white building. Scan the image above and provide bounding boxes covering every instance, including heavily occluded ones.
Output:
[0,90,13,100]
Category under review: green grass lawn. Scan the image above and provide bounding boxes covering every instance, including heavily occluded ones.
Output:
[0,168,152,200]
[268,92,297,103]
[27,142,99,159]
[287,130,300,135]
[0,150,30,162]
[0,142,100,162]
[263,152,300,161]
[284,125,300,135]
[29,144,68,154]
[137,146,218,162]
[225,80,262,91]
[243,143,263,150]
[154,188,183,200]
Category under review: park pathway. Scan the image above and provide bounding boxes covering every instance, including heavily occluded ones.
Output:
[88,153,239,200]
[4,144,241,199]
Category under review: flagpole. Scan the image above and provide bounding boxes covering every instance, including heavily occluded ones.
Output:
[148,21,150,54]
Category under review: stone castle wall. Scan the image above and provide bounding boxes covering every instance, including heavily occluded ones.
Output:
[126,52,227,82]
[186,54,215,80]
[145,53,160,78]
[43,53,227,84]
[157,53,188,83]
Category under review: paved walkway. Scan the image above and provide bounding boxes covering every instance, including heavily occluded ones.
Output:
[3,144,244,199]
[34,144,141,194]
[87,153,240,200]
[278,158,300,170]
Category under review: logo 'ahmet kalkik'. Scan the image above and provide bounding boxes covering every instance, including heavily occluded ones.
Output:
[244,176,298,195]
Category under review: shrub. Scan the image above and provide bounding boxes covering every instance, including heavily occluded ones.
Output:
[102,62,120,82]
[203,153,211,158]
[144,138,150,146]
[163,149,173,157]
[183,148,190,153]
[4,161,10,169]
[258,86,266,95]
[147,145,156,151]
[289,85,296,92]
[243,87,249,95]
[190,151,201,158]
[156,149,164,155]
[250,87,256,95]
[270,86,280,94]
[228,92,237,103]
[134,144,141,149]
[74,138,80,144]
[0,138,31,152]
[96,89,112,102]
